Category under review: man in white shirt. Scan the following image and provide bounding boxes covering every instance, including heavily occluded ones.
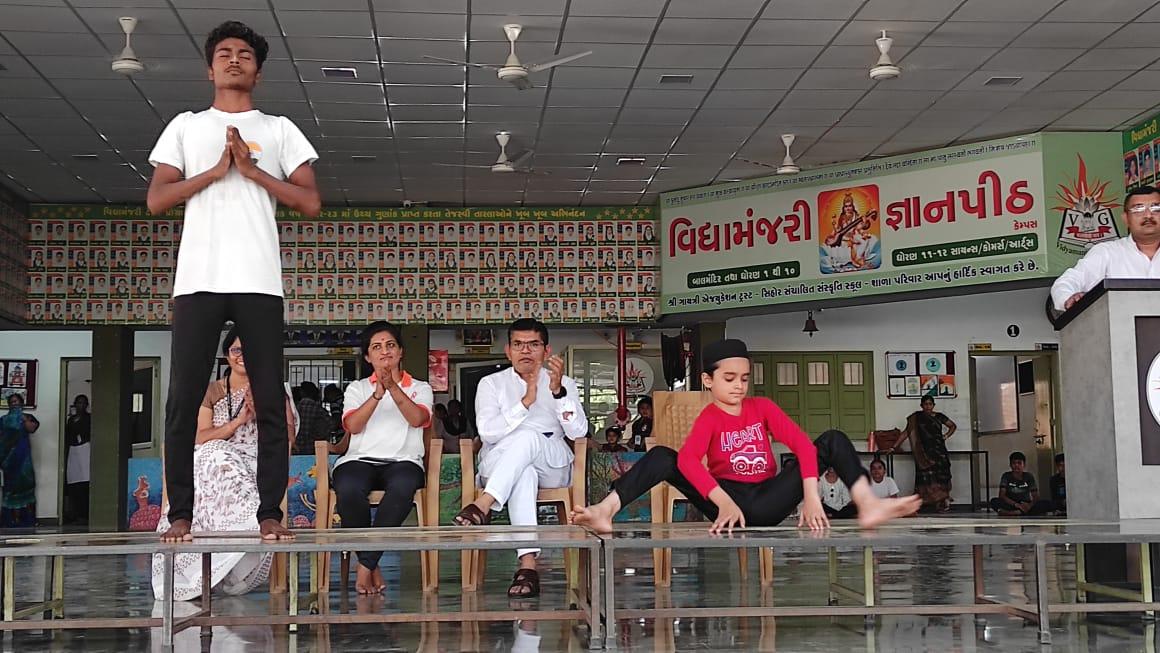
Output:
[147,21,321,543]
[333,322,433,594]
[454,318,589,598]
[869,458,900,499]
[1051,185,1160,311]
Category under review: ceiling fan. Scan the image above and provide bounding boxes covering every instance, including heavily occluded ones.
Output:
[435,132,549,175]
[736,133,801,175]
[423,24,592,90]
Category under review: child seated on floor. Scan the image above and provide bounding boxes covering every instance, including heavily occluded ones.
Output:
[570,338,919,534]
[820,467,857,518]
[869,458,900,499]
[990,451,1053,517]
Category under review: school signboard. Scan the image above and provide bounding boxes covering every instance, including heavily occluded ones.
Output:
[659,132,1123,315]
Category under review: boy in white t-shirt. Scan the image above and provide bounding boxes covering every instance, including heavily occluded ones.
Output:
[332,322,433,594]
[147,21,321,543]
[869,458,900,499]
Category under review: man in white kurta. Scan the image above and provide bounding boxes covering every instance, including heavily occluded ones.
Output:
[1051,186,1160,311]
[460,319,589,598]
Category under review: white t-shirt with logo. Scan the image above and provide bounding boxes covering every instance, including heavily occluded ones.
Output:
[148,108,318,297]
[337,373,434,470]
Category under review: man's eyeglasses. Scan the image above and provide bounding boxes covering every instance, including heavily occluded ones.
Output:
[1128,204,1160,215]
[510,340,545,352]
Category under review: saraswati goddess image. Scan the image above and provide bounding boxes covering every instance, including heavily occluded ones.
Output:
[818,186,882,274]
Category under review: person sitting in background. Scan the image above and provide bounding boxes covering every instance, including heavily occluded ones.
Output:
[331,321,433,594]
[628,396,653,452]
[323,383,344,442]
[152,326,297,599]
[1049,453,1066,516]
[990,451,1053,516]
[819,467,856,518]
[292,381,331,455]
[868,458,899,499]
[599,427,628,453]
[432,403,449,440]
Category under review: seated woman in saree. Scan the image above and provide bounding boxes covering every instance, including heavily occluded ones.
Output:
[1,394,40,528]
[888,396,956,513]
[151,326,296,600]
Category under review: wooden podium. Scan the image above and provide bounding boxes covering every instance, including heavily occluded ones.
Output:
[1057,279,1160,520]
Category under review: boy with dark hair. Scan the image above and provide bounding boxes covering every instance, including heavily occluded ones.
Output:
[148,20,321,542]
[628,396,652,452]
[990,452,1053,516]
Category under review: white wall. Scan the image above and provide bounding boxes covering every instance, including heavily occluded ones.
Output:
[727,287,1060,506]
[429,327,666,356]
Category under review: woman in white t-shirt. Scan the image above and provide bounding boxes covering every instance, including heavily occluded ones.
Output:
[869,458,900,499]
[331,321,434,595]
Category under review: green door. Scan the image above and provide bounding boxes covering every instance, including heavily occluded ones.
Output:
[752,351,874,440]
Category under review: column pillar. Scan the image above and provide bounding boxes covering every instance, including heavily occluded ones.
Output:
[89,326,134,531]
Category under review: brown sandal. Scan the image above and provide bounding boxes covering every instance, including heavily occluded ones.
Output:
[453,503,491,526]
[507,568,540,598]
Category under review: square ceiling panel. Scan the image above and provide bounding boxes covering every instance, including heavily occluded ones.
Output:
[924,21,1031,47]
[375,12,467,40]
[653,18,752,45]
[949,0,1059,21]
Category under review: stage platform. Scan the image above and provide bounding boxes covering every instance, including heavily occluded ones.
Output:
[2,518,1159,651]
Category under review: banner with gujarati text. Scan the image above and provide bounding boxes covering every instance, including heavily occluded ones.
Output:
[660,132,1122,315]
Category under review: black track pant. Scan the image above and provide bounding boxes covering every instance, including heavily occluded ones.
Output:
[164,292,287,524]
[611,430,869,525]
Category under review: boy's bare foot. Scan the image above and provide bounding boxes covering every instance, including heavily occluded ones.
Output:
[259,519,295,540]
[570,504,615,534]
[372,566,386,593]
[160,518,193,542]
[856,495,921,529]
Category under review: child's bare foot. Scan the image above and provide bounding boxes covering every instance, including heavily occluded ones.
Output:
[570,494,620,534]
[857,495,921,529]
[372,567,386,593]
[259,519,295,540]
[570,504,616,534]
[160,519,193,542]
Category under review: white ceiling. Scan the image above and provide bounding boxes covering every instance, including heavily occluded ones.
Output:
[1,0,1159,206]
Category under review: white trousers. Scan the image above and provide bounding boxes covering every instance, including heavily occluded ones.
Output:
[478,428,572,558]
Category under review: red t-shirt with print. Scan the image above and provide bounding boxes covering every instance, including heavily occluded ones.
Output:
[676,396,819,498]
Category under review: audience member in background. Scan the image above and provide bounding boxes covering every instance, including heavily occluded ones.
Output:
[331,321,433,595]
[323,384,344,441]
[152,326,297,599]
[292,381,331,455]
[889,395,956,513]
[628,396,653,452]
[64,394,92,525]
[0,394,39,528]
[990,451,1053,516]
[599,427,628,453]
[868,458,900,499]
[819,467,857,518]
[1050,453,1066,516]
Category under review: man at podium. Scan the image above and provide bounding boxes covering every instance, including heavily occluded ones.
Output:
[1051,185,1160,311]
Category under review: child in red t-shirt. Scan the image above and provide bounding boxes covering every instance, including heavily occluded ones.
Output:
[572,339,920,533]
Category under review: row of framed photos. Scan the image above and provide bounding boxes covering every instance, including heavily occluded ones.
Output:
[25,297,659,325]
[24,244,662,273]
[885,351,957,398]
[26,271,660,299]
[27,219,659,246]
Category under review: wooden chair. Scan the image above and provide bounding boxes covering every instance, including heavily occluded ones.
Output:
[458,436,588,598]
[648,390,774,587]
[312,428,443,593]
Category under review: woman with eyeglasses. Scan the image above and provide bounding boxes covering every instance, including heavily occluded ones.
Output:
[151,325,296,600]
[330,321,433,594]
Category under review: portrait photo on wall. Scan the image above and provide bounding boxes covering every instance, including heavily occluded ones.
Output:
[0,359,38,408]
